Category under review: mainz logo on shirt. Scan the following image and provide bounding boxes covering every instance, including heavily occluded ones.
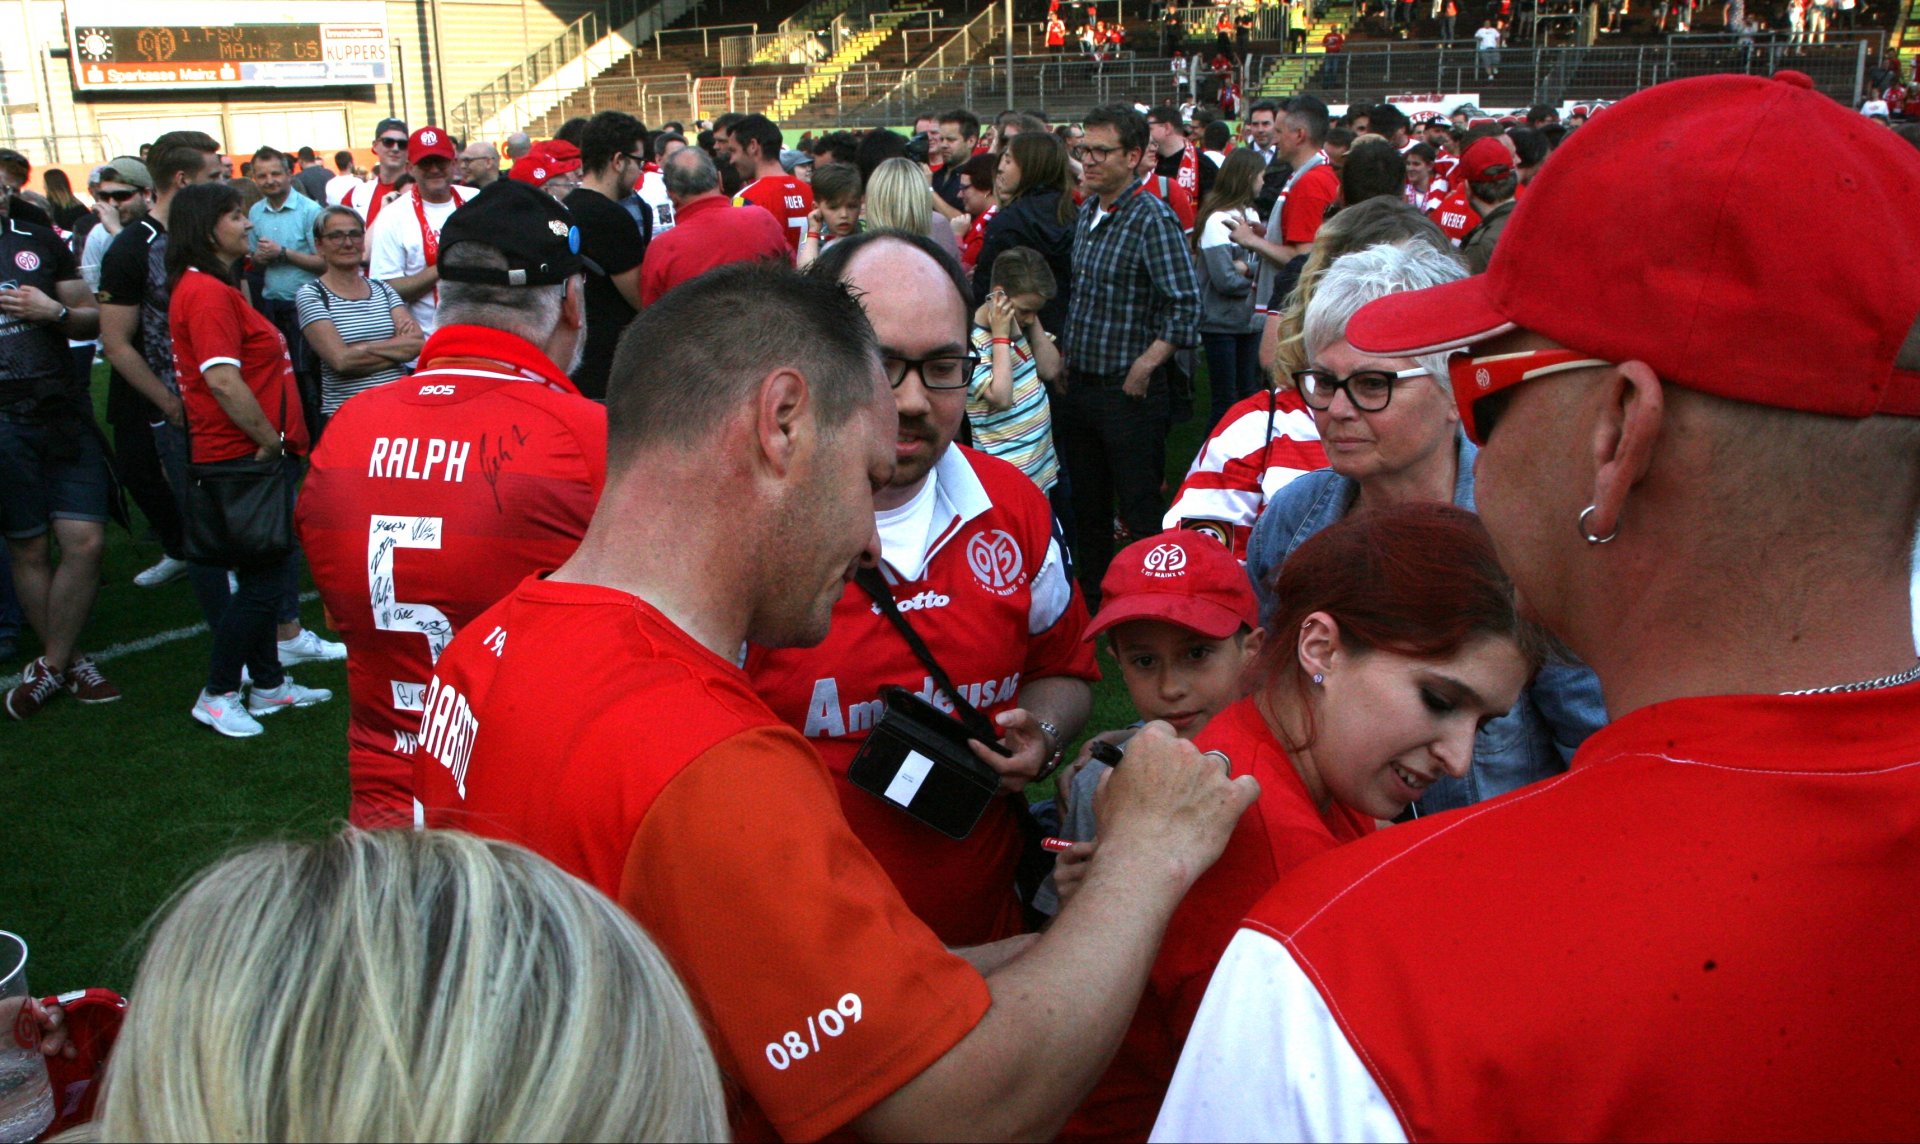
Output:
[1142,542,1188,578]
[966,529,1025,596]
[13,250,40,272]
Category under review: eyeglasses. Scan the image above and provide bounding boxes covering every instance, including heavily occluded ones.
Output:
[376,137,408,149]
[1292,366,1430,413]
[98,189,139,203]
[623,151,648,165]
[320,229,365,242]
[883,353,980,390]
[1447,348,1611,443]
[1072,143,1125,163]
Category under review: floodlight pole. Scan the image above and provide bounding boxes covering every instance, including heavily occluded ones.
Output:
[1006,0,1015,110]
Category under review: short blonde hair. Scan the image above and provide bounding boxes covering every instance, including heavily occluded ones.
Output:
[863,157,935,235]
[96,829,728,1142]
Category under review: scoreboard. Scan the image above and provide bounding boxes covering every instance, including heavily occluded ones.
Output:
[65,1,389,91]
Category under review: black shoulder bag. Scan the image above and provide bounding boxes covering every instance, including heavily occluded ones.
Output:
[180,381,296,570]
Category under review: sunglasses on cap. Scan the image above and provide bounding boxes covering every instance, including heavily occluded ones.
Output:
[1448,348,1612,444]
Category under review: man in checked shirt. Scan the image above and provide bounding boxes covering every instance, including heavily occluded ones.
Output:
[1059,104,1202,601]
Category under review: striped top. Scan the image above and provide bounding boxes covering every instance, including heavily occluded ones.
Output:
[966,324,1059,493]
[295,278,407,414]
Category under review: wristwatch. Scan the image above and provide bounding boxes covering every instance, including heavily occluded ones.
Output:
[1032,717,1064,781]
[51,304,69,326]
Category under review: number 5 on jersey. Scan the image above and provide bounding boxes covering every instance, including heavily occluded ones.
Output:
[369,515,452,715]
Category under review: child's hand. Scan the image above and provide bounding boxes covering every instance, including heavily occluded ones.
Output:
[986,289,1018,338]
[1051,840,1098,907]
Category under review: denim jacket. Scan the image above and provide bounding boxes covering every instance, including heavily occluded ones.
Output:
[1244,430,1609,814]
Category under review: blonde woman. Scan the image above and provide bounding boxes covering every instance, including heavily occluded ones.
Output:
[862,157,961,259]
[92,830,727,1142]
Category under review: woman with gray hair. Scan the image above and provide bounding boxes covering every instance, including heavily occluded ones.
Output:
[1244,240,1607,814]
[89,829,728,1141]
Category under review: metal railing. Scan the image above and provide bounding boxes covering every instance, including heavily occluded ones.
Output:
[1300,39,1868,105]
[641,22,759,58]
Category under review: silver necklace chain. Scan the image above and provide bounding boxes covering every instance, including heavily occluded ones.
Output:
[1781,661,1920,697]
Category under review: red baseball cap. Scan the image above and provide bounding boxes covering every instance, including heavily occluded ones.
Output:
[1346,72,1920,437]
[1459,136,1516,184]
[408,126,456,163]
[1085,531,1260,642]
[508,140,582,187]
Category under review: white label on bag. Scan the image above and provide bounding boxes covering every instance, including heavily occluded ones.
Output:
[883,750,937,807]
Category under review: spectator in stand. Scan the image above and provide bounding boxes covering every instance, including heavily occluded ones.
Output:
[1321,26,1346,83]
[246,147,325,435]
[1475,18,1503,77]
[1339,136,1409,207]
[94,829,727,1140]
[1456,136,1520,273]
[291,146,332,202]
[41,169,84,231]
[299,182,600,828]
[640,146,788,306]
[1060,105,1202,597]
[953,152,1000,274]
[335,118,409,226]
[294,206,420,424]
[931,108,981,214]
[1195,149,1268,433]
[368,126,476,344]
[98,135,237,616]
[1147,106,1217,215]
[796,162,861,270]
[457,141,501,190]
[864,157,961,259]
[415,254,1258,1141]
[163,183,331,737]
[0,153,113,721]
[967,246,1064,495]
[1163,71,1920,1142]
[974,131,1076,335]
[729,113,812,254]
[567,111,652,401]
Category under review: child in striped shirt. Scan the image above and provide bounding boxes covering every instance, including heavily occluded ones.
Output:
[966,247,1063,493]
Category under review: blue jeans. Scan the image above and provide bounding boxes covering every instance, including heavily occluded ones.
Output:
[1202,330,1263,435]
[201,454,299,695]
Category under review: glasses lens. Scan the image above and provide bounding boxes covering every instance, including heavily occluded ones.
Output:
[379,137,407,148]
[1294,370,1334,408]
[923,356,976,389]
[1347,372,1396,410]
[324,230,364,241]
[101,190,135,202]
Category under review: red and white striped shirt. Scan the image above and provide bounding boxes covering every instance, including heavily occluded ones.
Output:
[1163,387,1325,561]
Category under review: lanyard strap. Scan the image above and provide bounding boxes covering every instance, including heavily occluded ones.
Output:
[854,565,1000,744]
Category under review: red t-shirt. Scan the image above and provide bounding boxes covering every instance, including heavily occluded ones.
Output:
[1141,173,1198,234]
[960,204,997,274]
[1185,683,1920,1140]
[414,576,991,1141]
[1428,181,1482,243]
[295,325,606,828]
[735,173,815,253]
[640,194,792,306]
[747,448,1100,946]
[1279,163,1340,245]
[1060,698,1373,1141]
[169,267,309,462]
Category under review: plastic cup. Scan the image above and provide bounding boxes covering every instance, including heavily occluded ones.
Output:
[0,932,53,1144]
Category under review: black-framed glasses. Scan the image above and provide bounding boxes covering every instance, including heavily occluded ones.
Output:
[623,151,648,165]
[376,136,408,148]
[884,353,979,390]
[1292,366,1429,412]
[1073,143,1124,162]
[97,189,139,203]
[320,228,365,242]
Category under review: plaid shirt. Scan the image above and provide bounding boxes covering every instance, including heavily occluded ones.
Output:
[1063,177,1202,377]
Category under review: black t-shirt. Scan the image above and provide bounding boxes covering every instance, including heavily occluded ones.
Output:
[96,217,170,422]
[0,215,82,405]
[564,186,648,401]
[294,165,334,202]
[1156,143,1217,205]
[6,197,50,229]
[931,163,966,211]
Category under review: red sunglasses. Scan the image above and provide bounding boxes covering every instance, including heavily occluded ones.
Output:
[1449,348,1612,444]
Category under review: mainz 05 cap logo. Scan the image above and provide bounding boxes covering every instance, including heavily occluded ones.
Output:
[1142,542,1188,578]
[966,530,1024,595]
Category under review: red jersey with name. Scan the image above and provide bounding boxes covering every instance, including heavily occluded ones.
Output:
[414,576,991,1142]
[296,325,605,828]
[1428,181,1481,244]
[735,174,815,254]
[1062,698,1373,1142]
[1160,684,1920,1141]
[1164,387,1325,561]
[747,447,1100,946]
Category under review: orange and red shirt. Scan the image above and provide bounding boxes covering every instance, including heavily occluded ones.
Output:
[748,447,1099,946]
[169,267,309,462]
[735,173,815,254]
[415,576,990,1141]
[1062,698,1373,1141]
[1278,163,1340,245]
[296,325,605,828]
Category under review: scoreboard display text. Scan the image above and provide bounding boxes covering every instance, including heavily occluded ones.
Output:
[66,2,389,91]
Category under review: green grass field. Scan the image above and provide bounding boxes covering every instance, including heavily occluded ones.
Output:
[3,365,1216,993]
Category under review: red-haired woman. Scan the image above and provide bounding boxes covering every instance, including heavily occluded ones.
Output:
[1058,501,1540,1141]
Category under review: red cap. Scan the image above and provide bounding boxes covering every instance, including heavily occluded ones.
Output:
[1459,136,1516,184]
[508,140,582,187]
[1346,72,1920,426]
[407,126,455,163]
[1085,531,1259,642]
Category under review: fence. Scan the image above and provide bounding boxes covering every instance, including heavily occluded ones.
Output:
[1302,39,1868,105]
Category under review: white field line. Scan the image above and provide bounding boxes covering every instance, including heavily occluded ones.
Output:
[0,591,319,691]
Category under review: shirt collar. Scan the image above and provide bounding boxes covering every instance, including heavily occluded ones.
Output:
[676,193,731,219]
[414,324,582,394]
[880,446,994,580]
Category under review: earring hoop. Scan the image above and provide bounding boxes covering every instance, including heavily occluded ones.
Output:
[1578,505,1618,545]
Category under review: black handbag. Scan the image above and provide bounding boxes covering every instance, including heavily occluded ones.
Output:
[180,387,295,569]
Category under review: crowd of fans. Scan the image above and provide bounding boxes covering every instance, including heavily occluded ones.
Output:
[3,56,1918,1143]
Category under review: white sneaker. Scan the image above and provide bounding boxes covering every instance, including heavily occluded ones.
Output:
[134,556,189,588]
[227,571,239,595]
[247,677,334,717]
[278,629,346,665]
[192,689,264,738]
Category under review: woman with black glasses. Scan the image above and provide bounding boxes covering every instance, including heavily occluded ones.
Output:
[295,205,421,426]
[1244,240,1607,814]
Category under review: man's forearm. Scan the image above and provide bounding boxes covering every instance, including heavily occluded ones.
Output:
[1130,338,1176,377]
[1017,676,1093,748]
[383,266,438,302]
